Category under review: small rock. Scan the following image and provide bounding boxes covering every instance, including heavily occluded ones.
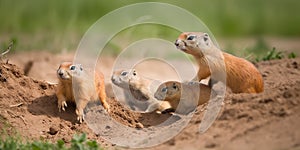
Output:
[292,61,298,69]
[70,125,76,130]
[283,91,292,98]
[247,116,254,122]
[59,123,64,129]
[0,76,6,82]
[219,109,236,120]
[259,98,273,103]
[194,120,201,124]
[205,142,217,148]
[262,73,268,77]
[270,108,288,117]
[167,139,175,146]
[135,122,144,129]
[231,98,245,104]
[291,99,298,105]
[62,137,70,143]
[213,134,220,138]
[237,113,249,119]
[105,125,111,130]
[49,126,59,135]
[40,83,48,90]
[277,98,284,104]
[277,109,287,117]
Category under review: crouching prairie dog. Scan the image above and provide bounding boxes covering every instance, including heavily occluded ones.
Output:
[111,69,172,113]
[154,81,212,114]
[175,32,264,93]
[56,62,110,123]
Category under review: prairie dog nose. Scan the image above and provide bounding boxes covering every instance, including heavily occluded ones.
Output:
[111,76,116,82]
[58,70,64,76]
[174,39,180,47]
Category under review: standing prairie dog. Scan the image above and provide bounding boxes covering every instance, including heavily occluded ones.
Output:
[154,81,211,114]
[111,69,172,113]
[56,62,110,123]
[175,32,264,93]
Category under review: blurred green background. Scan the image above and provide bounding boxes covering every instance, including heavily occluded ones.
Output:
[0,0,299,58]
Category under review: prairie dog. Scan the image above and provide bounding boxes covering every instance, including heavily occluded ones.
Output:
[111,69,171,112]
[154,81,211,114]
[56,62,109,123]
[175,32,264,93]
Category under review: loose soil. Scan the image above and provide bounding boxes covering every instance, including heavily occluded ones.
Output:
[0,52,300,150]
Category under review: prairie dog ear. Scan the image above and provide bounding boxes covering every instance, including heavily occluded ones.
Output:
[132,69,137,76]
[79,64,83,71]
[203,33,210,46]
[203,33,209,42]
[172,82,178,90]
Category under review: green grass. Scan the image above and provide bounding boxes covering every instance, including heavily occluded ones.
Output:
[0,116,103,150]
[254,47,297,62]
[0,0,300,52]
[0,133,103,150]
[223,37,297,62]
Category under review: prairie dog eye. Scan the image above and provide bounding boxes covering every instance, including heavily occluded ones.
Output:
[161,87,167,93]
[121,71,128,76]
[187,35,196,41]
[70,65,76,70]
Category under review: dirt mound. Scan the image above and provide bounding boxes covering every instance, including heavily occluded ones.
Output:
[0,57,300,150]
[0,61,172,148]
[153,58,300,150]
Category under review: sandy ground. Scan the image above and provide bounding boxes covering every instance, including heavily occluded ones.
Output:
[0,51,300,150]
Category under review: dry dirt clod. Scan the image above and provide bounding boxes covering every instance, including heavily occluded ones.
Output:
[167,139,176,146]
[259,98,274,103]
[49,126,59,135]
[39,82,48,90]
[283,91,293,98]
[0,76,7,82]
[205,142,217,148]
[135,122,144,129]
[219,109,237,120]
[105,125,111,130]
[292,61,298,69]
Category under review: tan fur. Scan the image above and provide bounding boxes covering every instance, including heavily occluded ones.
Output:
[56,62,109,123]
[111,69,151,101]
[154,81,211,114]
[111,69,171,113]
[175,32,264,93]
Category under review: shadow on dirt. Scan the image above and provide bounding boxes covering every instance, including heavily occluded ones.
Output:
[28,94,78,123]
[28,93,182,128]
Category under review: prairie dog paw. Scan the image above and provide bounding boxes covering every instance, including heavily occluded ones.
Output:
[103,103,110,112]
[155,110,162,114]
[76,109,84,123]
[58,101,67,112]
[77,115,84,124]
